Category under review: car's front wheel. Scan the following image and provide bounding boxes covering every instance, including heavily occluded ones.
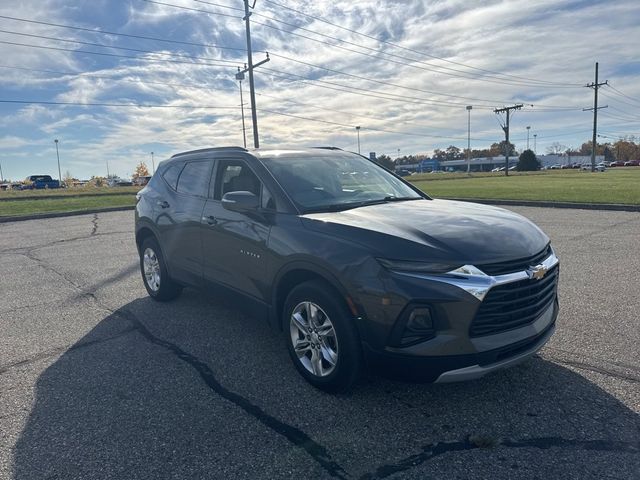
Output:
[139,237,182,301]
[283,281,362,392]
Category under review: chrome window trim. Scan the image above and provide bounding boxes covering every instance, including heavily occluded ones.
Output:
[392,252,559,301]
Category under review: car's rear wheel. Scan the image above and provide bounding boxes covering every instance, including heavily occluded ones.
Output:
[283,281,362,392]
[139,237,182,301]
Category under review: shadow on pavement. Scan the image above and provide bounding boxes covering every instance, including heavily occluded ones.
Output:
[11,292,640,479]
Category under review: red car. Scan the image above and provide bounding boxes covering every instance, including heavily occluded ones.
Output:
[623,160,640,166]
[609,161,625,167]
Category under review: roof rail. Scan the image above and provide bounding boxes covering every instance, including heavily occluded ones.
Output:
[170,146,247,158]
[312,146,343,151]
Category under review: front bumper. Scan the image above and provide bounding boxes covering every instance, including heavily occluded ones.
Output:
[363,301,557,382]
[355,251,559,383]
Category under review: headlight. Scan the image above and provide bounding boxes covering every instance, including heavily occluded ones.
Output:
[376,258,463,274]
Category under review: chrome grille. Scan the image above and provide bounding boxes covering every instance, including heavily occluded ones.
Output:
[470,264,559,337]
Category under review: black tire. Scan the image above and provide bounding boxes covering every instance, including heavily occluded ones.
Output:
[283,280,362,393]
[139,236,182,301]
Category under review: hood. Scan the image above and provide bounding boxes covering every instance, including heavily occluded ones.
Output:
[300,199,549,265]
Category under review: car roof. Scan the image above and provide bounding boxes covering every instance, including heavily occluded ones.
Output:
[170,146,352,161]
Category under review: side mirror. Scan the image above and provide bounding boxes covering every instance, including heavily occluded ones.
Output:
[222,191,260,212]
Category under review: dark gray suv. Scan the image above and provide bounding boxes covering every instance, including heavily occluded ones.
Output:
[135,147,559,392]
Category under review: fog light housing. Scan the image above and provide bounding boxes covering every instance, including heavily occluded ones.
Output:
[389,305,436,347]
[407,307,433,333]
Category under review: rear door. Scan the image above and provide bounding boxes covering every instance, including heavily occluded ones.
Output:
[155,159,213,286]
[200,158,273,301]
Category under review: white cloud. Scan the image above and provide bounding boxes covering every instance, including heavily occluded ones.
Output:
[0,0,639,178]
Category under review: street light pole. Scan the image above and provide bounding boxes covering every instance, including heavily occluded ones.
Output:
[533,134,537,154]
[526,126,531,150]
[54,139,62,185]
[151,152,155,175]
[355,126,361,154]
[466,105,472,174]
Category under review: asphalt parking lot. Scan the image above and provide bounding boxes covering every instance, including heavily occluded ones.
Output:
[0,206,638,479]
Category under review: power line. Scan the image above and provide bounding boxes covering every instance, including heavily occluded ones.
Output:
[0,15,584,109]
[0,99,238,109]
[0,64,495,137]
[0,29,240,65]
[153,0,582,90]
[0,14,248,52]
[258,0,584,88]
[0,40,235,69]
[0,98,494,141]
[261,68,497,108]
[605,84,640,105]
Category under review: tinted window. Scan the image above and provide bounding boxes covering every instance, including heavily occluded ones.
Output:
[177,161,211,197]
[162,164,182,190]
[214,161,261,199]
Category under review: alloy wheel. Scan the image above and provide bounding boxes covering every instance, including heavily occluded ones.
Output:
[289,301,339,377]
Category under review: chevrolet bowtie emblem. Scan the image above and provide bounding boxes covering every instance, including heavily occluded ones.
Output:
[528,264,548,280]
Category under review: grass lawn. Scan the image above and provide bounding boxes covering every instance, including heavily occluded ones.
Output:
[0,194,136,217]
[410,168,640,205]
[0,186,140,198]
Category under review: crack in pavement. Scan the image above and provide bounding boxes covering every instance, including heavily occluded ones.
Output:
[359,436,640,479]
[6,212,638,479]
[119,309,351,480]
[9,232,351,479]
[90,213,99,236]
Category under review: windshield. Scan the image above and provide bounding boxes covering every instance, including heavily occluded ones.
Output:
[260,153,423,212]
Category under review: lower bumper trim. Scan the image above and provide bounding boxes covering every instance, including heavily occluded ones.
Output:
[434,323,555,383]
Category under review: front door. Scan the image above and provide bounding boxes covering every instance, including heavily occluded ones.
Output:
[201,159,272,301]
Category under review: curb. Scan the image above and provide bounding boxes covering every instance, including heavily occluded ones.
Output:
[0,205,135,223]
[442,198,640,212]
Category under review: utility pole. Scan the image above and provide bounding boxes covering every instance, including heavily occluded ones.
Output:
[494,104,523,176]
[151,152,155,174]
[236,51,270,149]
[533,134,537,154]
[584,62,608,172]
[106,159,110,178]
[242,0,272,149]
[236,66,247,148]
[54,139,62,184]
[466,105,472,174]
[526,126,531,150]
[0,158,4,182]
[355,126,361,154]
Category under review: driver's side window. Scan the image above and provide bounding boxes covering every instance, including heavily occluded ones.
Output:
[214,161,260,200]
[213,160,275,210]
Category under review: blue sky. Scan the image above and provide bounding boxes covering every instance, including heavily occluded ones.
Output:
[0,0,639,180]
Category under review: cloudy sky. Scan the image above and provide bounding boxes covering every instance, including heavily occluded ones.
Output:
[0,0,639,180]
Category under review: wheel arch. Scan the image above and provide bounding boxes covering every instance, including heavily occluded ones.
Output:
[271,261,359,331]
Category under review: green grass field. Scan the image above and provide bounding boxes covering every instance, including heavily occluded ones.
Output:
[0,192,136,217]
[0,186,140,198]
[0,168,638,217]
[410,168,640,205]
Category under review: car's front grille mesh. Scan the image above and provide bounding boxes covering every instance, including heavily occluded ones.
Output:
[477,245,552,276]
[470,264,559,337]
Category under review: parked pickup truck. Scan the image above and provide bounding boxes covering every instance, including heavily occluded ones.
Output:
[23,175,61,189]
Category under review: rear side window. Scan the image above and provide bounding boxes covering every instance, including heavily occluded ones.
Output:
[162,164,182,190]
[177,161,212,197]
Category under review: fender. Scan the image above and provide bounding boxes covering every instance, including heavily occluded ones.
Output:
[269,258,361,330]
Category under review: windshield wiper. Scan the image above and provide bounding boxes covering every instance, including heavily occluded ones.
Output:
[381,196,422,202]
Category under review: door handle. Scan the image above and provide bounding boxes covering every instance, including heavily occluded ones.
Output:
[157,200,170,209]
[203,215,217,225]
